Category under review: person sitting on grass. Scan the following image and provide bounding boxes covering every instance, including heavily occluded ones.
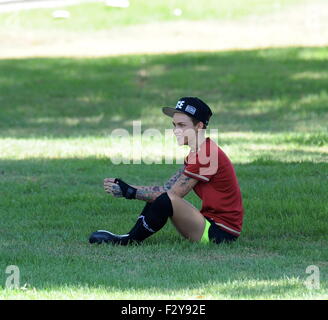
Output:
[89,97,244,245]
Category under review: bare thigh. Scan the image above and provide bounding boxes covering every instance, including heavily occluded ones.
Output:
[167,191,206,242]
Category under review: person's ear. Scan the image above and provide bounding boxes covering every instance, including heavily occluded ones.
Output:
[196,121,204,130]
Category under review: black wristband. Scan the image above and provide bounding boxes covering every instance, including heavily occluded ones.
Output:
[114,178,137,200]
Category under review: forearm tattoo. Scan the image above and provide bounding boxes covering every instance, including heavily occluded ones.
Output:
[135,185,166,202]
[134,167,185,202]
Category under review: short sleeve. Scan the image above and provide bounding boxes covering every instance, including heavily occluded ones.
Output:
[183,145,219,182]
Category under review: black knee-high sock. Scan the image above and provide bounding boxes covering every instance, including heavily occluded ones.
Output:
[127,192,173,243]
[127,202,152,235]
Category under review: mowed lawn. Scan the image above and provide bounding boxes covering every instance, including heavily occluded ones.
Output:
[0,0,307,32]
[0,47,328,299]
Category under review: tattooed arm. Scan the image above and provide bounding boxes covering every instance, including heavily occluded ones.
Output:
[134,185,166,202]
[104,167,186,202]
[168,174,198,198]
[132,166,185,202]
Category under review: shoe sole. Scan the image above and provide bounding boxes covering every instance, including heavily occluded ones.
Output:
[89,230,129,245]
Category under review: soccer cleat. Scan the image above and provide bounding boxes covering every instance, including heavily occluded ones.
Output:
[89,230,131,245]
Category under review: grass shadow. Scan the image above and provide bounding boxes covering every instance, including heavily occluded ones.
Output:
[0,47,328,138]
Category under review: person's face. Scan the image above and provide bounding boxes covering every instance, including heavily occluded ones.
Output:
[172,112,201,146]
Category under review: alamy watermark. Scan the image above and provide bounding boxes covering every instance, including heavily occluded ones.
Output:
[5,265,20,289]
[2,264,322,291]
[304,265,320,290]
[109,121,219,175]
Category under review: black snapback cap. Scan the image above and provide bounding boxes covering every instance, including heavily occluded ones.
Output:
[162,97,212,126]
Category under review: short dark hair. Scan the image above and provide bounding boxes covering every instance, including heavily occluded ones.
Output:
[190,116,207,129]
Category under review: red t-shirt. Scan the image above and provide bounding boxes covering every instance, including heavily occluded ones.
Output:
[183,137,244,236]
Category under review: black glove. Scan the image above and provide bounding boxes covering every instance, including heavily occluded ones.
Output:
[114,178,137,200]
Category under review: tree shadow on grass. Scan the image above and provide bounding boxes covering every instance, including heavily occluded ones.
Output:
[0,47,328,138]
[0,157,327,297]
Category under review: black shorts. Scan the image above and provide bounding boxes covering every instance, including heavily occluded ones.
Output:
[205,217,238,244]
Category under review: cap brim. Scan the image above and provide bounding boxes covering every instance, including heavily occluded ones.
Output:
[162,107,184,118]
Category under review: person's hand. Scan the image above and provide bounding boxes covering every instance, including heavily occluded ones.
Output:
[103,178,123,197]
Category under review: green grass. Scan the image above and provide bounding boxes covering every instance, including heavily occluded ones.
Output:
[0,46,328,299]
[0,0,309,32]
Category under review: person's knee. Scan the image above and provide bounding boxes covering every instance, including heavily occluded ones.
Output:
[152,192,174,217]
[167,191,178,202]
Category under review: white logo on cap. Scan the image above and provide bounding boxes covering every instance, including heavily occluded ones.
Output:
[176,100,185,109]
[185,105,196,115]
